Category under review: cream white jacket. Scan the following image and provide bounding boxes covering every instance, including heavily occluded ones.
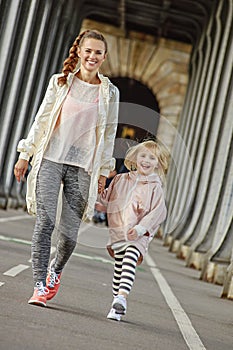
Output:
[17,69,119,220]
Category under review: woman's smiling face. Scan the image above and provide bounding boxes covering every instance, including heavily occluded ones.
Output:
[78,38,106,73]
[136,148,158,175]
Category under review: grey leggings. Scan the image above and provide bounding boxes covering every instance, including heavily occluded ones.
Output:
[31,158,90,286]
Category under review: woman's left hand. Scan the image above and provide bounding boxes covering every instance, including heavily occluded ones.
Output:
[98,175,107,194]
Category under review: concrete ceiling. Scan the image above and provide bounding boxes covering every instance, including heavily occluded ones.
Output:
[81,0,214,45]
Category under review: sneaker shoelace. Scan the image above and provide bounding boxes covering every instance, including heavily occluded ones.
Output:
[36,281,49,296]
[48,270,60,288]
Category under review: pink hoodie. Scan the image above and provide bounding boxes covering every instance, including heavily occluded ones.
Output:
[97,171,167,257]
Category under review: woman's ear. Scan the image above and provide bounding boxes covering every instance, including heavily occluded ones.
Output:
[77,47,81,58]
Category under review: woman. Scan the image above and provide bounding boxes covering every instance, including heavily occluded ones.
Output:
[14,29,119,307]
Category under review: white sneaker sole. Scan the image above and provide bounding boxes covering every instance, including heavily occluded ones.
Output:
[107,309,121,321]
[28,299,46,307]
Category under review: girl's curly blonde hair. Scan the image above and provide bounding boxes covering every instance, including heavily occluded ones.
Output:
[124,139,169,179]
[58,29,108,86]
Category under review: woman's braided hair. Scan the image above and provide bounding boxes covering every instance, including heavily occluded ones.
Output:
[58,29,108,86]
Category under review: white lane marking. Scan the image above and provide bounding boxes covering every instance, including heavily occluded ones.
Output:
[145,253,206,350]
[0,282,5,287]
[51,246,56,255]
[0,234,113,265]
[72,252,114,265]
[0,215,33,223]
[3,264,30,277]
[0,235,56,263]
[0,234,31,245]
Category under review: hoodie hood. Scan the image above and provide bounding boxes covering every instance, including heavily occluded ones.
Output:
[128,171,162,185]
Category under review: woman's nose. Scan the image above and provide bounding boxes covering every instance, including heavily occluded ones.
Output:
[90,51,96,58]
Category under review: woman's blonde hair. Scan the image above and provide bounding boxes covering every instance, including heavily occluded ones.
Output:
[58,29,107,86]
[124,139,169,178]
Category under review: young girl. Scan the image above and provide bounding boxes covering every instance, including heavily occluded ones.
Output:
[14,30,119,307]
[96,140,168,321]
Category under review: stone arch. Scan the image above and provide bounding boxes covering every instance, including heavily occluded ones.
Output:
[111,76,160,141]
[81,20,192,150]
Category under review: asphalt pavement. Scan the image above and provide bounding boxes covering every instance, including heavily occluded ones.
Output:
[0,209,232,350]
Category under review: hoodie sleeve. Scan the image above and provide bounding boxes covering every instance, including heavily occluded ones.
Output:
[137,184,167,235]
[17,74,58,160]
[96,173,121,209]
[99,85,119,177]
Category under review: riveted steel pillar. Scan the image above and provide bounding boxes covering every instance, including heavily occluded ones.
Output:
[165,0,232,263]
[164,2,217,250]
[163,0,233,297]
[0,0,83,208]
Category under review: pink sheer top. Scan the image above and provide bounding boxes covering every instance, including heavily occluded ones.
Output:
[44,76,100,173]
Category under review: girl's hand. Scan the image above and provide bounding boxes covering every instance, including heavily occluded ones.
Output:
[14,159,29,183]
[98,175,107,194]
[127,228,138,241]
[106,245,115,258]
[95,202,106,212]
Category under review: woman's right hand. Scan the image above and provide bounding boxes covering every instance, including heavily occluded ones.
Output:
[14,159,29,182]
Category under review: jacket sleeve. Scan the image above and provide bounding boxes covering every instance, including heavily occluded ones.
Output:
[17,75,58,160]
[99,85,119,177]
[138,184,167,235]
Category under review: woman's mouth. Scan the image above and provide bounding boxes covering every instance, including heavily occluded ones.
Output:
[87,60,97,66]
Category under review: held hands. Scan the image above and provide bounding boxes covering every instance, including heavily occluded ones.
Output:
[95,201,106,212]
[14,159,29,183]
[98,175,107,194]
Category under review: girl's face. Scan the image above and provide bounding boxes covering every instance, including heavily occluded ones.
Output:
[136,148,158,175]
[78,38,106,73]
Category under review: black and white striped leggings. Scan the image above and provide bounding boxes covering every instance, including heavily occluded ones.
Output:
[112,246,141,296]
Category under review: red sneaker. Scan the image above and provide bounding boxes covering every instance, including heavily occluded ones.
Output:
[28,282,49,307]
[46,260,61,301]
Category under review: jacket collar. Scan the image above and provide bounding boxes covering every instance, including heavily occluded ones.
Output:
[67,66,108,87]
